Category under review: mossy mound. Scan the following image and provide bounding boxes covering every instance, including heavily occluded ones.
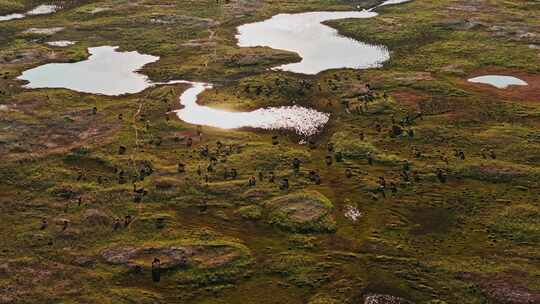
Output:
[153,176,186,191]
[101,240,251,272]
[332,131,377,159]
[488,204,540,243]
[267,252,335,287]
[236,205,263,220]
[228,144,312,171]
[453,161,540,183]
[81,209,112,226]
[308,294,341,304]
[331,132,405,165]
[130,213,174,232]
[105,288,163,304]
[264,191,336,233]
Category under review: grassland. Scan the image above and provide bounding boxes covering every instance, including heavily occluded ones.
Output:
[0,0,539,303]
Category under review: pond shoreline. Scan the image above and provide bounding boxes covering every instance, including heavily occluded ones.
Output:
[15,0,413,137]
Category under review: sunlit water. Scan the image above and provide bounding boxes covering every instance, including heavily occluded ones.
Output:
[468,75,528,89]
[0,4,58,21]
[0,13,24,21]
[18,46,159,95]
[237,11,387,74]
[377,0,412,7]
[16,0,412,136]
[46,40,76,47]
[173,82,330,137]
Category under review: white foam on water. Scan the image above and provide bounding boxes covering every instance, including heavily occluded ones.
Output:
[173,82,330,137]
[46,40,76,47]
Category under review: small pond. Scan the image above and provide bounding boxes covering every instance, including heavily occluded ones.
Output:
[18,46,159,96]
[236,10,387,74]
[174,82,330,137]
[468,75,528,89]
[16,0,413,136]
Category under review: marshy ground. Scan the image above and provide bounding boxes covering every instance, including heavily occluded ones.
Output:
[0,0,539,303]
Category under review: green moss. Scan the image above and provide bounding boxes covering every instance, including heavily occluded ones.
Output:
[332,131,405,165]
[453,161,540,183]
[308,294,341,304]
[130,213,175,232]
[1,0,540,303]
[236,205,263,221]
[264,191,335,233]
[488,204,540,244]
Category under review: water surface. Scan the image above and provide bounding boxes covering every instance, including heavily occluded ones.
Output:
[377,0,412,7]
[0,13,24,21]
[236,10,387,74]
[16,0,412,135]
[468,75,528,89]
[174,82,330,137]
[0,4,58,21]
[46,40,76,47]
[235,0,412,74]
[18,46,159,96]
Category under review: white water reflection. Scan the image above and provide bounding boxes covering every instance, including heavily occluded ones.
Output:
[0,13,24,21]
[235,0,412,74]
[377,0,412,7]
[237,10,388,74]
[17,45,329,135]
[46,40,76,47]
[468,75,528,89]
[0,4,58,21]
[18,46,159,96]
[16,0,413,136]
[173,82,330,137]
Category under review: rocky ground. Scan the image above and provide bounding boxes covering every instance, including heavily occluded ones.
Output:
[0,0,539,303]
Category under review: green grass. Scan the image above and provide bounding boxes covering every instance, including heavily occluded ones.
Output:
[0,0,539,303]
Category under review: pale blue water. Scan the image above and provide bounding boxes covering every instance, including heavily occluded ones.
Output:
[18,46,159,96]
[468,75,528,89]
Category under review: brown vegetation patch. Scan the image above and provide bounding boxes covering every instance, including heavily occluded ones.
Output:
[0,261,80,303]
[0,48,62,65]
[391,89,430,109]
[1,110,120,161]
[457,271,540,304]
[460,68,540,104]
[101,243,247,270]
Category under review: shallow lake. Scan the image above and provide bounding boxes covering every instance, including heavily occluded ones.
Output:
[18,46,159,96]
[16,0,412,136]
[236,10,388,74]
[46,40,76,47]
[468,75,528,89]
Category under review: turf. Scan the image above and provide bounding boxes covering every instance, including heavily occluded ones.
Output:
[0,0,539,303]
